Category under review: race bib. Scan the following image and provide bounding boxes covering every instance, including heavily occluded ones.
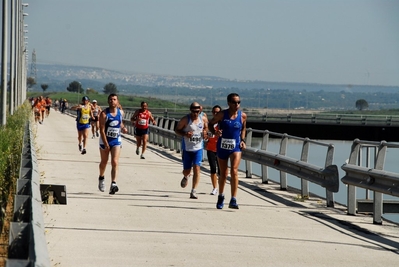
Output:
[80,114,90,124]
[189,133,201,143]
[220,138,236,150]
[138,119,146,125]
[106,127,120,138]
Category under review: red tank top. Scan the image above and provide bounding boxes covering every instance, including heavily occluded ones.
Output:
[135,110,150,129]
[206,124,219,152]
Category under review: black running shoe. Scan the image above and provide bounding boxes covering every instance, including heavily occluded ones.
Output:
[109,183,119,195]
[81,149,86,155]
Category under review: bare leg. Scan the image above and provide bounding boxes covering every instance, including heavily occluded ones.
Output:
[229,152,242,197]
[141,134,148,154]
[110,146,121,182]
[99,148,110,177]
[192,165,200,190]
[217,157,229,195]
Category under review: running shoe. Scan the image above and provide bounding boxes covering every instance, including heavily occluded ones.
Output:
[81,149,87,155]
[92,135,95,139]
[216,195,225,209]
[140,154,145,159]
[98,177,105,192]
[210,188,218,195]
[190,191,198,199]
[109,183,119,195]
[136,148,140,155]
[96,131,99,137]
[180,176,188,188]
[78,144,82,152]
[228,197,239,209]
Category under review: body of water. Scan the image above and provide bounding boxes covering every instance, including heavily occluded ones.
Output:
[237,138,399,224]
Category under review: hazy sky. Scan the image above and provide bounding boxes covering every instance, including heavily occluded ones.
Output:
[23,0,399,86]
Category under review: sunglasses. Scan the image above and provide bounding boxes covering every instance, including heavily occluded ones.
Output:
[230,101,241,105]
[191,110,200,113]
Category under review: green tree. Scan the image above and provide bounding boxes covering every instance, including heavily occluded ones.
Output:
[355,99,369,111]
[27,77,36,88]
[66,81,83,93]
[41,84,49,92]
[103,83,118,94]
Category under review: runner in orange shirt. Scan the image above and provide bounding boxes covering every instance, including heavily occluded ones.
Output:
[205,105,222,195]
[45,97,52,117]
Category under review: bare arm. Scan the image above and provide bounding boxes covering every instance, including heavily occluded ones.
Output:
[175,116,189,137]
[99,111,109,149]
[209,111,224,135]
[240,112,247,149]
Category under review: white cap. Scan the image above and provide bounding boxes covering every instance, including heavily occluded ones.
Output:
[92,100,97,103]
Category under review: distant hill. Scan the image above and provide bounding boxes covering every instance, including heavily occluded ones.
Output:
[32,63,399,93]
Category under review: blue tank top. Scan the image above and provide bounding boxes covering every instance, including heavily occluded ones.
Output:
[217,110,242,152]
[101,108,122,147]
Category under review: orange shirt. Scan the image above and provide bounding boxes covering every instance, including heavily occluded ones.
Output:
[205,124,219,152]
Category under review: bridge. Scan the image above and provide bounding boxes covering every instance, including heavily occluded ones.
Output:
[158,109,399,141]
[6,109,399,266]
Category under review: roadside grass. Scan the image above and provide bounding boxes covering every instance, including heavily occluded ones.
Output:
[0,103,31,261]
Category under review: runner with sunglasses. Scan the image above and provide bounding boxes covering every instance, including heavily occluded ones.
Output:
[175,102,209,199]
[209,93,247,209]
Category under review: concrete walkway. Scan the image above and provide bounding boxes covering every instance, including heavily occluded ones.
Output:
[36,109,399,267]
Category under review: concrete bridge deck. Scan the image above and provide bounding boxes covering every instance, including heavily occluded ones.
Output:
[35,110,399,267]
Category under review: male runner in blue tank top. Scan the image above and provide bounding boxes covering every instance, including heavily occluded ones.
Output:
[209,93,247,209]
[98,94,128,195]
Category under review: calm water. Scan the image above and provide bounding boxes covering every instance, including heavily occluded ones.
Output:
[238,138,399,224]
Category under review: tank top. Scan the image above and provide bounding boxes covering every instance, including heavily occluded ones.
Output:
[135,110,150,129]
[100,108,123,146]
[78,105,91,124]
[93,106,100,117]
[217,110,242,151]
[183,115,204,152]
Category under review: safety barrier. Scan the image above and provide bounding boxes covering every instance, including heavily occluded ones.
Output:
[6,123,50,266]
[341,139,399,224]
[244,129,339,207]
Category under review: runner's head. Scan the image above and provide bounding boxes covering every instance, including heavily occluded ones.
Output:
[140,101,148,110]
[82,96,89,104]
[92,100,97,105]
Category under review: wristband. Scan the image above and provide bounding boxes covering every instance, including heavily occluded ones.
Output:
[241,139,246,143]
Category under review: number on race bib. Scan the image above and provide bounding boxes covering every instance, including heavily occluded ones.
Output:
[106,128,120,138]
[220,138,236,150]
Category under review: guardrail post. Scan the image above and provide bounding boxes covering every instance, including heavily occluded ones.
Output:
[279,134,288,190]
[325,144,335,207]
[346,140,361,215]
[300,139,310,198]
[372,142,387,224]
[245,129,253,178]
[260,131,270,184]
[169,120,176,151]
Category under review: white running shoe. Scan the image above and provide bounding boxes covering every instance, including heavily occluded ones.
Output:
[210,188,218,195]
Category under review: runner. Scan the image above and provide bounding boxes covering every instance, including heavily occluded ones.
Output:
[70,96,94,155]
[90,100,102,138]
[174,102,209,199]
[209,93,247,209]
[98,93,128,194]
[130,101,156,159]
[45,96,52,117]
[205,105,222,195]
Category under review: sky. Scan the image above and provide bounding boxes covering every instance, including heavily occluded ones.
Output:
[20,0,399,86]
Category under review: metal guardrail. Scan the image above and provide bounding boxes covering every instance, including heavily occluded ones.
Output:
[341,139,399,224]
[244,129,338,207]
[6,123,50,266]
[246,113,399,126]
[132,116,340,208]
